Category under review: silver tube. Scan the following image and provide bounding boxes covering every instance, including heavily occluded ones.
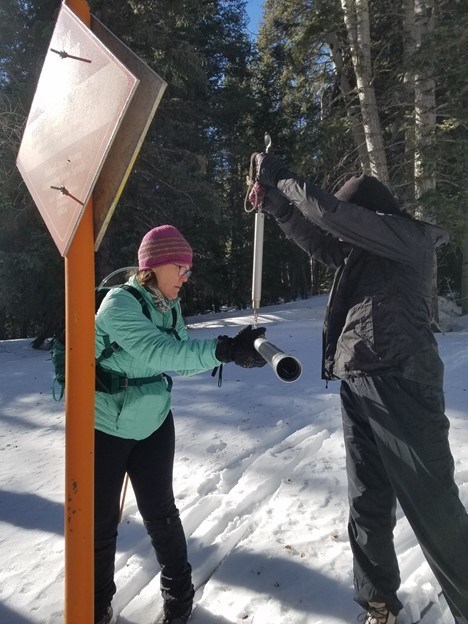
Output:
[254,336,302,383]
[251,210,265,310]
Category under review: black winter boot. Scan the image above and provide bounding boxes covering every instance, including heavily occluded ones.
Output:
[160,606,192,623]
[144,513,194,620]
[95,605,113,624]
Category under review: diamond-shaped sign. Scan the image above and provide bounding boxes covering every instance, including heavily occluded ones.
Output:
[16,4,138,256]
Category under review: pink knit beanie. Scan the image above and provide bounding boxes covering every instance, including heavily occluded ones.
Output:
[138,225,193,270]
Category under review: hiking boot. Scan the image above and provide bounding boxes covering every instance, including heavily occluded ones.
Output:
[363,602,396,624]
[95,605,113,624]
[160,606,192,623]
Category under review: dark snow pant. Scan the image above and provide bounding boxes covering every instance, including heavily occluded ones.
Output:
[94,412,194,622]
[341,376,468,624]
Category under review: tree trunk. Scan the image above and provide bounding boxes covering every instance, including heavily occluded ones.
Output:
[414,0,436,209]
[413,0,439,323]
[340,0,389,184]
[403,0,416,197]
[328,33,371,174]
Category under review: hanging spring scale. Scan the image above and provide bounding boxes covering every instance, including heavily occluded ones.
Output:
[244,133,272,326]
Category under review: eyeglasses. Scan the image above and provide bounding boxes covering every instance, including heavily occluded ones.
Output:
[175,265,192,279]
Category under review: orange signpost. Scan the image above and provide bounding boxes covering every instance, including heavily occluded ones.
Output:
[62,2,95,622]
[64,199,95,623]
[16,1,167,621]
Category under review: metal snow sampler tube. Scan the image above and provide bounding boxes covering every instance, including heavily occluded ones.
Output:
[254,336,302,383]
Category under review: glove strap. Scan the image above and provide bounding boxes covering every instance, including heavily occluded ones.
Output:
[211,364,223,387]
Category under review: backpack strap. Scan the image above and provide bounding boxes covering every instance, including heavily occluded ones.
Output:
[96,284,151,363]
[158,306,181,341]
[172,306,180,337]
[96,334,120,363]
[118,284,179,336]
[96,286,180,394]
[51,336,66,401]
[52,377,65,401]
[95,363,164,394]
[120,284,151,320]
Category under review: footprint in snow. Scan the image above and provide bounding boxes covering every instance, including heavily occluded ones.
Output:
[206,441,227,453]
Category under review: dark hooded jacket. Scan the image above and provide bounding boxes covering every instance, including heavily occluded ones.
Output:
[268,174,449,386]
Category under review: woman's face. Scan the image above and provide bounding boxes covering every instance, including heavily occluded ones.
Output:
[152,263,191,300]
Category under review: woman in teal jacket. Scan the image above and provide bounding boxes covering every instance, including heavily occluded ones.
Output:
[94,225,265,624]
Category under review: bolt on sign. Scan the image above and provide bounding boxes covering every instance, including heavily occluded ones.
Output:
[17,4,139,256]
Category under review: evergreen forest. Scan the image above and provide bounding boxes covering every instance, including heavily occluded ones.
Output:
[1,0,467,341]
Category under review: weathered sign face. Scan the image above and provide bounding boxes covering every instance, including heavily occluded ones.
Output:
[16,4,138,256]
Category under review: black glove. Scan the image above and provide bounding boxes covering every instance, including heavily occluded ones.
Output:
[254,152,290,187]
[262,187,294,222]
[215,325,267,368]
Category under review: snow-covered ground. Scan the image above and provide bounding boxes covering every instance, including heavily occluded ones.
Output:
[0,295,467,624]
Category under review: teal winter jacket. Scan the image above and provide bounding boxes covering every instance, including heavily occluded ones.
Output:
[95,276,221,440]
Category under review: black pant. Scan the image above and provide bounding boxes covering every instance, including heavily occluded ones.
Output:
[94,413,193,620]
[341,376,468,623]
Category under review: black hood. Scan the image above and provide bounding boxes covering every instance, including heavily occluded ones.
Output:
[335,174,402,215]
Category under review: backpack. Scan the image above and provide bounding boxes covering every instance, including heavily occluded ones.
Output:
[51,283,179,400]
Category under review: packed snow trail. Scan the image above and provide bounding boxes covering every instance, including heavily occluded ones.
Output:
[118,427,331,622]
[0,296,467,623]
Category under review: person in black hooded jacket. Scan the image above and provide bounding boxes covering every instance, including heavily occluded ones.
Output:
[250,153,468,624]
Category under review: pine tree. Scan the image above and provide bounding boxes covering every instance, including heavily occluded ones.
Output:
[250,0,468,306]
[0,0,65,341]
